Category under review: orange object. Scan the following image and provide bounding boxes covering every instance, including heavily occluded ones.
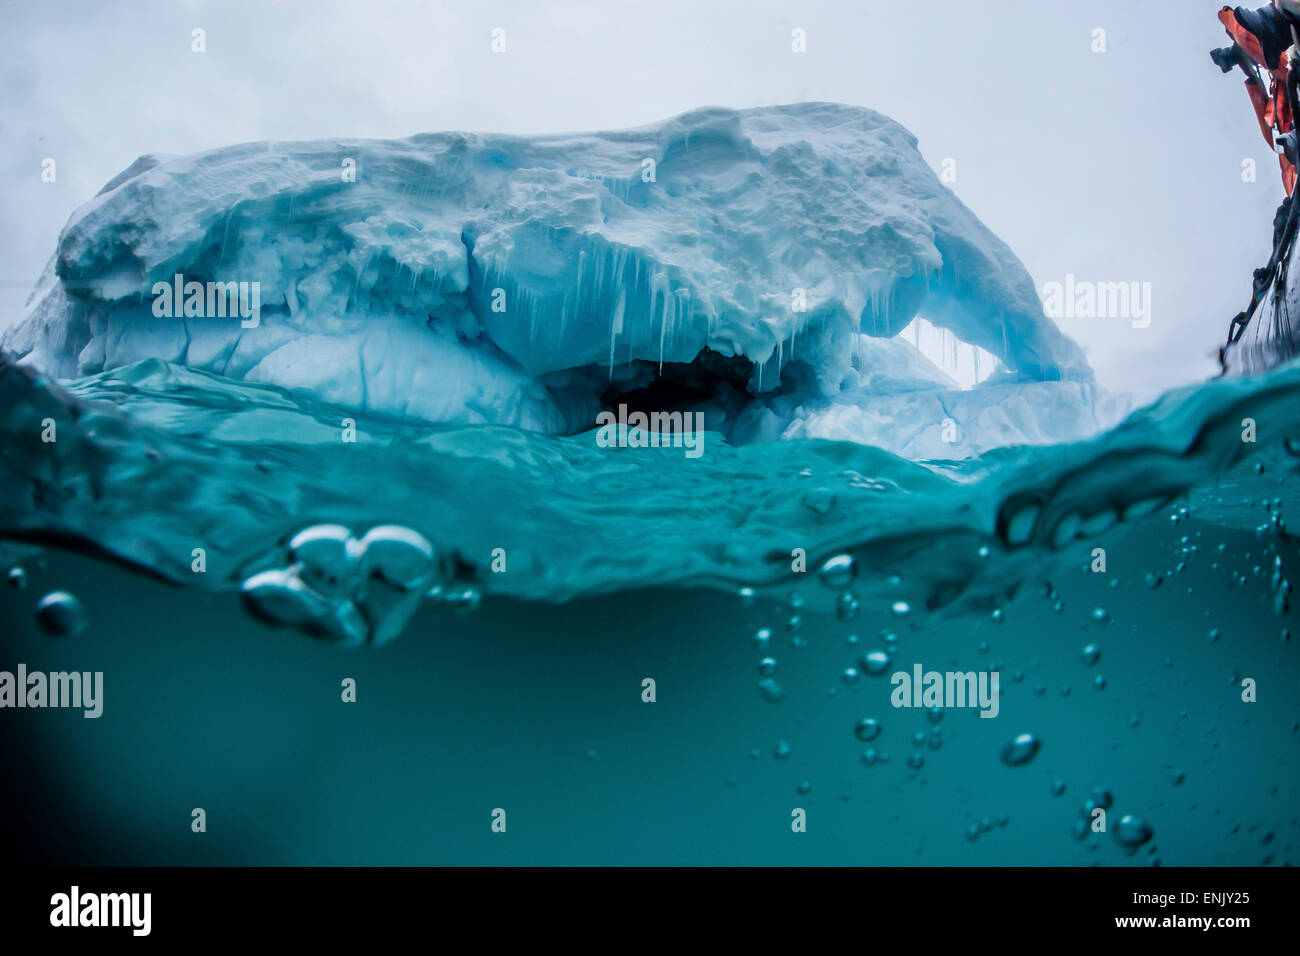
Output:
[1221,6,1271,64]
[1221,6,1297,194]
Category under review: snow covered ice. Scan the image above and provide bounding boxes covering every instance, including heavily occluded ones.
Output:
[1,102,1116,457]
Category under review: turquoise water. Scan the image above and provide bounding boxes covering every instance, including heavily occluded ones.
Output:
[1,355,1298,864]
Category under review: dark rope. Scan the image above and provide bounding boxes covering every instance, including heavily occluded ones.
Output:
[1221,63,1300,373]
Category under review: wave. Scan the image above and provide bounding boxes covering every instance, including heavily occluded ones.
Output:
[1,353,1295,643]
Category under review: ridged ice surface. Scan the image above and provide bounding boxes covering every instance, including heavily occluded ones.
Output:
[1,103,1105,456]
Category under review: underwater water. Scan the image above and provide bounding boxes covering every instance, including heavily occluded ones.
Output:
[1,354,1298,865]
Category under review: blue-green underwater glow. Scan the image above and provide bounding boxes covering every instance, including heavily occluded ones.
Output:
[0,356,1297,864]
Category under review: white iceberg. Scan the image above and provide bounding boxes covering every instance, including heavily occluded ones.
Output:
[1,102,1114,456]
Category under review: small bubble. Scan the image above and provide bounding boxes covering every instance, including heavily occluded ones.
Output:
[926,706,944,724]
[7,566,26,590]
[758,678,785,703]
[774,740,792,760]
[1094,675,1107,690]
[818,554,856,590]
[861,748,881,767]
[891,600,911,617]
[35,590,86,637]
[860,650,891,675]
[855,717,882,741]
[1114,814,1155,849]
[758,657,777,676]
[1000,733,1040,767]
[445,585,481,614]
[906,753,925,772]
[1084,788,1114,813]
[753,627,772,647]
[836,590,861,622]
[1080,643,1101,666]
[738,586,756,602]
[1051,779,1066,797]
[797,781,812,795]
[1091,607,1110,624]
[842,666,860,686]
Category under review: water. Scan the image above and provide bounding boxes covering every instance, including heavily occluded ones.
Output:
[1,354,1298,864]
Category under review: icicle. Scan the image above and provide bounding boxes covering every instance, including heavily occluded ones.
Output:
[608,287,626,379]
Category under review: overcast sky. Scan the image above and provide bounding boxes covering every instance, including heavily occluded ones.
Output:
[0,0,1280,403]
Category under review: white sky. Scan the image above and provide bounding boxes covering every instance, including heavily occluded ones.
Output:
[0,0,1282,404]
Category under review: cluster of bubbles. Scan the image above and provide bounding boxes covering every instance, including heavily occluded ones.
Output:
[241,523,473,647]
[1068,786,1156,852]
[737,541,1175,856]
[965,815,1011,842]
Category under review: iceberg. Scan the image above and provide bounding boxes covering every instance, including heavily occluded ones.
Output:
[1,102,1109,456]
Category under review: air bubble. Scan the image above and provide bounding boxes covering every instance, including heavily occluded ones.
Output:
[855,717,882,742]
[860,650,891,675]
[1114,814,1155,849]
[35,590,86,638]
[1000,733,1040,767]
[818,554,856,590]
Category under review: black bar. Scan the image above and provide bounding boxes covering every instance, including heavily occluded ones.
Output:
[4,866,1294,942]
